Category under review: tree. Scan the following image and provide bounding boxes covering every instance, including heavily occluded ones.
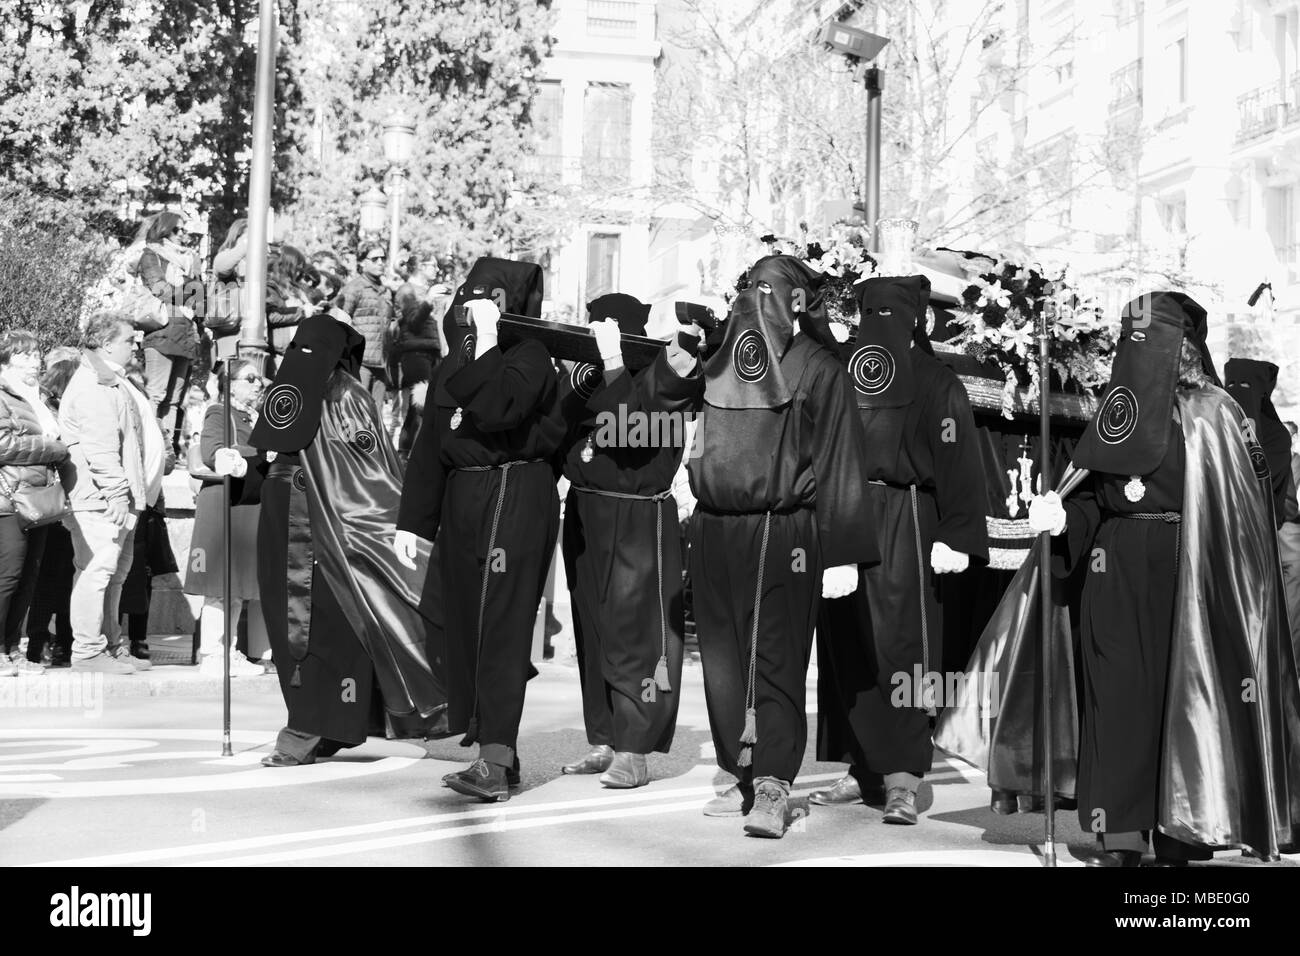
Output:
[283,0,559,272]
[0,1,310,245]
[653,1,1136,275]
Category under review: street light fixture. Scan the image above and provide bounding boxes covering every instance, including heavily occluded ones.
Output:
[818,19,890,249]
[381,109,417,273]
[359,187,388,235]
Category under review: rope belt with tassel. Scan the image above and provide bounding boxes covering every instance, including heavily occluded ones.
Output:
[452,458,545,744]
[569,484,675,697]
[739,511,773,768]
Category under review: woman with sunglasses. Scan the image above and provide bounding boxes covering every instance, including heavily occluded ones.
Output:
[184,358,271,676]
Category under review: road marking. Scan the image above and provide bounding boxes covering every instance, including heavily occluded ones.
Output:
[0,729,425,798]
[774,848,1086,867]
[28,769,853,867]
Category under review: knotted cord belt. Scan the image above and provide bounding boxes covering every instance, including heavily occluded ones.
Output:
[1108,510,1183,593]
[738,511,772,767]
[570,484,675,696]
[452,458,545,743]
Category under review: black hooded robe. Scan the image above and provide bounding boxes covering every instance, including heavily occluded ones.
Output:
[688,256,877,785]
[397,258,563,772]
[560,347,700,755]
[816,353,989,780]
[254,318,445,757]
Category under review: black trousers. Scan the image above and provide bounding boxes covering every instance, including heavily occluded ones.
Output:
[689,508,821,784]
[26,521,72,660]
[564,489,685,754]
[441,462,559,769]
[0,517,47,656]
[817,484,940,779]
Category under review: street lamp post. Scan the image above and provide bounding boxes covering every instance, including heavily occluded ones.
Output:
[864,66,883,249]
[381,111,416,274]
[359,187,389,237]
[816,20,889,248]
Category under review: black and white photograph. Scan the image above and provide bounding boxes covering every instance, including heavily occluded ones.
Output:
[1,0,1298,919]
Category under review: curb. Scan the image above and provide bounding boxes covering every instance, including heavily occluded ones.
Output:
[2,667,283,700]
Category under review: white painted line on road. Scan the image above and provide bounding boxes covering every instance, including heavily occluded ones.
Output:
[773,848,1085,867]
[28,770,852,867]
[192,799,719,866]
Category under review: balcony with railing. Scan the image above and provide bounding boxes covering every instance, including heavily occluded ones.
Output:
[1235,76,1300,144]
[586,0,640,38]
[1109,60,1142,112]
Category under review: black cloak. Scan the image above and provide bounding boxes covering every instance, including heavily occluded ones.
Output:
[252,315,444,724]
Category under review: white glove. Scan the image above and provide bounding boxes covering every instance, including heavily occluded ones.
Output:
[930,541,970,574]
[821,564,859,599]
[466,299,501,358]
[591,319,623,368]
[1027,491,1067,536]
[213,447,247,478]
[392,530,419,570]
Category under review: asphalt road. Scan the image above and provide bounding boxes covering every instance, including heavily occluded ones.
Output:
[1,660,1294,868]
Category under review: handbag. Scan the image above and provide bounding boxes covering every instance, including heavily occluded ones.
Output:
[0,468,71,530]
[204,277,243,336]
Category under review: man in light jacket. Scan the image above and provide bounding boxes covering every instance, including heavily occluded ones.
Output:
[61,313,168,675]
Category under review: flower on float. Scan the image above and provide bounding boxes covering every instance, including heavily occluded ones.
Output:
[977,280,1011,309]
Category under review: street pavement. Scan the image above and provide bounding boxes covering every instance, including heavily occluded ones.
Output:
[1,656,1295,868]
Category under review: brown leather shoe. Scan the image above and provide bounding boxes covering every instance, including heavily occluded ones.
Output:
[599,752,649,789]
[1087,849,1141,868]
[562,744,614,774]
[809,775,861,805]
[882,786,918,825]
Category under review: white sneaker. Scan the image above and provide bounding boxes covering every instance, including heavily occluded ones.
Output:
[199,653,266,677]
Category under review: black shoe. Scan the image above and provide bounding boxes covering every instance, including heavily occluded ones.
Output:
[810,775,873,806]
[1144,856,1188,868]
[316,740,343,758]
[445,759,510,802]
[990,790,1019,814]
[882,787,918,825]
[1087,849,1141,868]
[262,750,314,768]
[130,640,151,661]
[561,744,614,774]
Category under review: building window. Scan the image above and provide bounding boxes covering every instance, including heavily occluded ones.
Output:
[587,0,638,38]
[586,233,621,301]
[1164,36,1187,106]
[1266,185,1296,269]
[533,81,563,182]
[1158,195,1187,238]
[582,83,633,186]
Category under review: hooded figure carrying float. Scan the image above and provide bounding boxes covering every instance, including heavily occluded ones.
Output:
[812,274,989,824]
[395,257,564,803]
[688,254,879,839]
[555,293,705,787]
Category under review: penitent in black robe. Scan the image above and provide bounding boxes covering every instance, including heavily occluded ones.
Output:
[559,350,700,755]
[688,336,877,784]
[258,373,445,748]
[817,350,989,779]
[398,339,564,771]
[1055,416,1185,837]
